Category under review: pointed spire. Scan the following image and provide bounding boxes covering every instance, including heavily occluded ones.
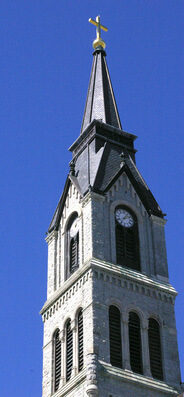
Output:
[80,17,122,134]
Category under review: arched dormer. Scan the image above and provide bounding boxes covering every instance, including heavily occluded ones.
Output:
[115,206,140,271]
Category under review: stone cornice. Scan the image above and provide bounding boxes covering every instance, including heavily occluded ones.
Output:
[99,361,180,395]
[45,230,58,244]
[81,191,92,207]
[40,261,92,319]
[150,214,167,226]
[81,191,105,207]
[91,258,177,305]
[91,258,177,296]
[40,258,177,322]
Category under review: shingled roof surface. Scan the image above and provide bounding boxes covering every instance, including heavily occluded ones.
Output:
[125,155,163,216]
[94,143,163,216]
[93,143,163,217]
[80,49,122,134]
[94,142,122,191]
[48,45,164,233]
[48,143,163,233]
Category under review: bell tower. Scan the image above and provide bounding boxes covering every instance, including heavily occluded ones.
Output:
[40,17,182,397]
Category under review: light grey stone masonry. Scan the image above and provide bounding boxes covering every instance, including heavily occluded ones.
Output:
[41,184,182,396]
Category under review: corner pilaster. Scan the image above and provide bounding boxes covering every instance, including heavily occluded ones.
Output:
[86,353,99,396]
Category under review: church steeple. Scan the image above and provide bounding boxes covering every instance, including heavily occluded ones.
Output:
[80,16,122,134]
[41,17,182,397]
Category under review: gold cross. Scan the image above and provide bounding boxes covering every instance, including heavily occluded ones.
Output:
[89,15,108,50]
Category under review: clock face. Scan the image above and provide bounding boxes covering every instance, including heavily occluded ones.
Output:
[70,218,79,237]
[115,209,134,228]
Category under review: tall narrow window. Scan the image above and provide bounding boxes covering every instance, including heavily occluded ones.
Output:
[66,319,73,382]
[66,213,79,279]
[109,305,122,368]
[78,309,83,372]
[53,329,61,392]
[115,207,140,271]
[129,312,143,374]
[148,318,163,380]
[70,233,79,274]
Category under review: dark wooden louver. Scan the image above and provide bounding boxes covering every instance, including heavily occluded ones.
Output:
[116,225,124,262]
[116,219,140,271]
[125,229,136,261]
[54,330,61,392]
[78,309,83,371]
[70,233,79,274]
[148,318,163,380]
[66,320,73,382]
[129,312,143,374]
[109,305,122,368]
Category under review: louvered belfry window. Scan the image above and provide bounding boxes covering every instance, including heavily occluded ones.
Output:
[70,233,79,274]
[78,309,84,372]
[148,318,163,380]
[115,207,140,271]
[54,329,61,392]
[67,213,79,279]
[66,319,73,382]
[109,305,122,368]
[129,312,143,374]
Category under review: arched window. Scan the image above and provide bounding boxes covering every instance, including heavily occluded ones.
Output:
[109,305,122,368]
[115,206,140,271]
[66,213,79,279]
[129,312,143,374]
[66,319,73,382]
[148,318,163,380]
[53,329,61,392]
[78,309,83,372]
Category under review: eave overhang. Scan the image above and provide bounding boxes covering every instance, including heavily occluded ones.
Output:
[69,119,137,159]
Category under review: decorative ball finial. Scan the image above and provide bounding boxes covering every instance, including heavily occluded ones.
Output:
[89,15,108,50]
[69,160,75,176]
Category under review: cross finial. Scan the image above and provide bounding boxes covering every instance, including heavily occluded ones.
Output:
[89,15,108,50]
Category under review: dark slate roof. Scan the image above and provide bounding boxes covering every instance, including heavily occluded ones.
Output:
[80,49,122,134]
[93,145,163,217]
[48,140,163,233]
[124,156,163,216]
[94,142,122,191]
[48,45,164,233]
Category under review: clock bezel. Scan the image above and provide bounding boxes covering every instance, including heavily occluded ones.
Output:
[115,207,134,228]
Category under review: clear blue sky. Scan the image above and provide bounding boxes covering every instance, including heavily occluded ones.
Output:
[0,1,183,396]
